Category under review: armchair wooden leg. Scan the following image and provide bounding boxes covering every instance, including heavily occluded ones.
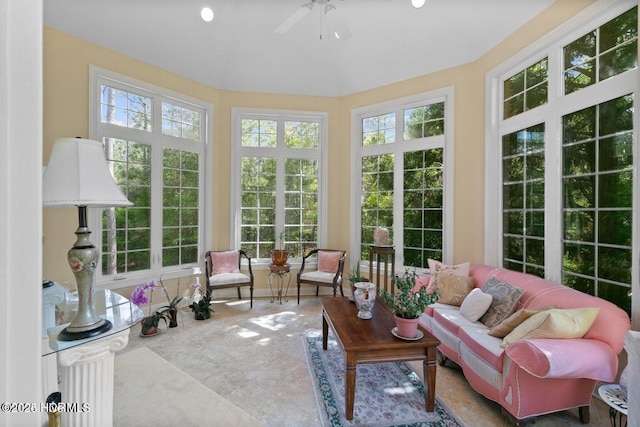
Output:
[249,287,253,308]
[237,287,242,300]
[297,284,301,304]
[316,286,319,296]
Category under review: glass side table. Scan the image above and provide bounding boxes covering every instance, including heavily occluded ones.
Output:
[42,286,143,426]
[598,384,628,427]
[269,263,291,304]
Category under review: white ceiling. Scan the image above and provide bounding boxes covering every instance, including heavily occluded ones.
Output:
[44,0,556,97]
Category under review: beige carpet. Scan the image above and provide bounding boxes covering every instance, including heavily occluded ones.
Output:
[114,347,263,427]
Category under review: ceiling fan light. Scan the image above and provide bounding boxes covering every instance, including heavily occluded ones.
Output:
[411,0,426,8]
[200,7,214,22]
[334,28,351,41]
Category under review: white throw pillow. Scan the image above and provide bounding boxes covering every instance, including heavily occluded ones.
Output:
[459,288,493,322]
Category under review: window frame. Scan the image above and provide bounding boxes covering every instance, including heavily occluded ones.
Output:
[230,107,328,267]
[89,66,213,289]
[485,0,639,328]
[350,87,455,273]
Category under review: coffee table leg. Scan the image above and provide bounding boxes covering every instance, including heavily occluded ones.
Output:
[345,352,356,420]
[423,346,437,412]
[322,312,328,350]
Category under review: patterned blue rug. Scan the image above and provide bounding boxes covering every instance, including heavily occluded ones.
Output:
[302,331,465,427]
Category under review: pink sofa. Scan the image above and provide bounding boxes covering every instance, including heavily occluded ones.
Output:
[419,265,631,425]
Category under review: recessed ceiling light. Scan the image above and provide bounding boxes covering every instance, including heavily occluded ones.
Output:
[411,0,426,8]
[200,7,214,22]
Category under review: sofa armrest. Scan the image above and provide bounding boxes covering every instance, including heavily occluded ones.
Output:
[505,338,618,382]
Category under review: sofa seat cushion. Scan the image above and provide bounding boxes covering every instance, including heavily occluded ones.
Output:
[209,272,250,286]
[300,270,338,284]
[458,325,505,371]
[433,305,480,337]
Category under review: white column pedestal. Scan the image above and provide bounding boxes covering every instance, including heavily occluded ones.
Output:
[57,329,130,427]
[625,330,640,427]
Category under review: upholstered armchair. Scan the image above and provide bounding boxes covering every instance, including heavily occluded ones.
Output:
[204,250,254,308]
[296,249,346,303]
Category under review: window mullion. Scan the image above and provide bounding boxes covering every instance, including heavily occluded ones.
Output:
[150,135,164,270]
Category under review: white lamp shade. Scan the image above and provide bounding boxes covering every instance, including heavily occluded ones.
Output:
[43,138,132,208]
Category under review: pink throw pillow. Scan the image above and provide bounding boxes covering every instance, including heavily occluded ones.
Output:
[414,275,431,293]
[211,250,240,275]
[427,259,471,290]
[318,251,342,273]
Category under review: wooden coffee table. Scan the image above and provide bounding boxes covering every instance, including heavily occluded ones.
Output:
[320,296,440,420]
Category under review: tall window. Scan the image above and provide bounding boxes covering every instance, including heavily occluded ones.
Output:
[489,4,637,316]
[233,110,325,261]
[91,67,209,283]
[502,125,545,277]
[354,90,453,270]
[562,95,634,312]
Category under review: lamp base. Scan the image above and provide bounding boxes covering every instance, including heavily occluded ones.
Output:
[58,319,113,342]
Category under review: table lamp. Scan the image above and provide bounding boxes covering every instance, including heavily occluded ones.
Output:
[43,137,132,341]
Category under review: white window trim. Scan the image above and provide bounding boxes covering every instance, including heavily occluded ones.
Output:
[350,86,455,273]
[485,0,639,328]
[230,107,329,268]
[88,65,213,289]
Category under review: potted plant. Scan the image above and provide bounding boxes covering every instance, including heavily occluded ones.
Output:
[160,295,183,328]
[378,270,439,338]
[347,261,369,301]
[140,309,171,336]
[189,293,213,320]
[131,278,187,334]
[271,228,289,266]
[131,280,168,336]
[157,274,188,327]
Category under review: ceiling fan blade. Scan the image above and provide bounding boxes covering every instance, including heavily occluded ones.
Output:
[275,4,313,34]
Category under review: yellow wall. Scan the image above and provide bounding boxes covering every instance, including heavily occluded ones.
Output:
[42,0,594,295]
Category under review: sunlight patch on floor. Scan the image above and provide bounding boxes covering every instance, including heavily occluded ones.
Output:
[249,311,301,331]
[383,381,418,395]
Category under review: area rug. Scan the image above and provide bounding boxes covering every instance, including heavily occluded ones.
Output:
[303,332,465,427]
[113,347,262,427]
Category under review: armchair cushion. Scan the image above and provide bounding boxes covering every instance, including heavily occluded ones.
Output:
[211,250,240,275]
[318,250,342,273]
[209,272,250,286]
[300,271,337,284]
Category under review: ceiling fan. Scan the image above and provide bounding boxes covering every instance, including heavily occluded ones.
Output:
[275,0,352,41]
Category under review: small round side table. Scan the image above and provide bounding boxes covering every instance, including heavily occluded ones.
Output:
[598,384,627,427]
[268,263,291,304]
